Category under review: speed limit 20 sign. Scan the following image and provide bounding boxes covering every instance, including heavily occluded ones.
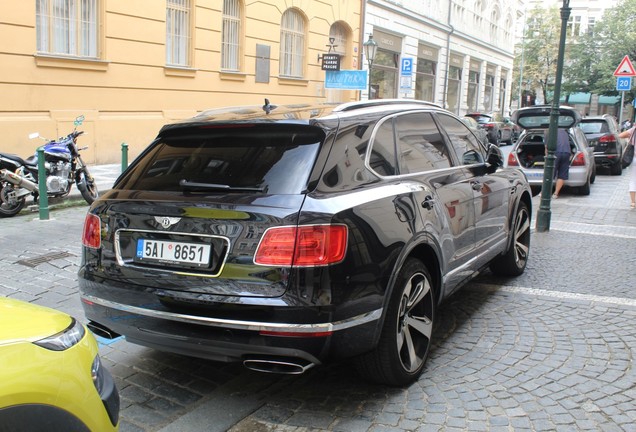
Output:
[617,76,632,91]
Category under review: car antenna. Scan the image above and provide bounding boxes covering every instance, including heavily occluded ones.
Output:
[262,98,277,115]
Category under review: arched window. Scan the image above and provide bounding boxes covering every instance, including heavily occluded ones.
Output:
[329,22,348,57]
[221,0,242,71]
[490,8,500,42]
[279,9,305,78]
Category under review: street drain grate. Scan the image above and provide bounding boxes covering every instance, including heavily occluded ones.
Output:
[16,251,75,268]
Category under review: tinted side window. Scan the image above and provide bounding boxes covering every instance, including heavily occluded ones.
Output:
[437,114,485,165]
[368,118,398,176]
[396,112,452,173]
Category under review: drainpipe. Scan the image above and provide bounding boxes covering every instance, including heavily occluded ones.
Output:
[442,2,454,109]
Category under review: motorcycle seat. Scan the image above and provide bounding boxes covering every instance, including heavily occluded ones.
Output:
[1,153,37,168]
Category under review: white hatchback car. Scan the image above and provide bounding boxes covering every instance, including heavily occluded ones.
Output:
[507,105,596,196]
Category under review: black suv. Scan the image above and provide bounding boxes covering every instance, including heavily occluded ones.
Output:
[79,99,532,386]
[579,114,624,175]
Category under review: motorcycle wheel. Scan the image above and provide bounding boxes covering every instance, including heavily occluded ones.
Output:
[0,183,26,218]
[77,170,99,205]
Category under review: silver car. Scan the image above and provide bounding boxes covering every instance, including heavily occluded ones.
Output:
[508,106,596,196]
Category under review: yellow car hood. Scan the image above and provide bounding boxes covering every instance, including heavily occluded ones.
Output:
[0,297,72,345]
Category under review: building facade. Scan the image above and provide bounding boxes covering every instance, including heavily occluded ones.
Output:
[0,1,362,163]
[364,0,523,118]
[1,1,523,164]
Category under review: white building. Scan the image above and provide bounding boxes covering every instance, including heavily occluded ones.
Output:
[363,0,525,117]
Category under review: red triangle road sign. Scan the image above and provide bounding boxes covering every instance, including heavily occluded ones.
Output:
[614,55,636,76]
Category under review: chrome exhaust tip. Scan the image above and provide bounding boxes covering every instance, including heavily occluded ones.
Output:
[243,357,315,375]
[87,321,121,340]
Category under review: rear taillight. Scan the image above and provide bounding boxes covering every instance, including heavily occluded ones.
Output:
[571,152,586,166]
[507,152,519,166]
[254,225,348,267]
[82,213,101,249]
[599,134,617,144]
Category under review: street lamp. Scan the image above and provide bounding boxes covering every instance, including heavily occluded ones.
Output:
[536,0,570,232]
[363,34,378,100]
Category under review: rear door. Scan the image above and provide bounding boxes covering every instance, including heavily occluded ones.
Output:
[393,112,476,286]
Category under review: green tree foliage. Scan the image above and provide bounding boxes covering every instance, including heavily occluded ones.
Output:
[567,0,636,102]
[513,7,562,105]
[515,0,636,106]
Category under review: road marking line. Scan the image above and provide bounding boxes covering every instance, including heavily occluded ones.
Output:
[534,220,636,239]
[471,283,636,308]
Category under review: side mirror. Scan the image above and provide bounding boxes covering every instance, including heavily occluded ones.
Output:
[74,115,85,127]
[29,132,40,140]
[486,144,504,172]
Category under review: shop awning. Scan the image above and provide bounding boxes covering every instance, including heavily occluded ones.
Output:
[598,95,620,105]
[560,92,591,104]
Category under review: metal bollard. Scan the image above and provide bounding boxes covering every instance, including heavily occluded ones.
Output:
[37,147,49,220]
[121,142,129,172]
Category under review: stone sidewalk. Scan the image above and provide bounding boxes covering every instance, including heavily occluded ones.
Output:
[1,165,635,431]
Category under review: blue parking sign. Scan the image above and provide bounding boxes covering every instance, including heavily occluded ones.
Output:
[401,58,413,76]
[617,76,631,91]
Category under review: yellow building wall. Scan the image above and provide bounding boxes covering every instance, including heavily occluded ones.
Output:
[0,0,361,164]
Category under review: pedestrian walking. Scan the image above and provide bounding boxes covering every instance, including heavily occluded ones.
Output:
[618,125,636,208]
[550,128,571,199]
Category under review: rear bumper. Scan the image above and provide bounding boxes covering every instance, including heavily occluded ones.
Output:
[79,282,382,365]
[593,153,620,167]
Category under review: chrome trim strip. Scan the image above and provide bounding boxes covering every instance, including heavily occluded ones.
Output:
[81,294,383,333]
[443,237,508,283]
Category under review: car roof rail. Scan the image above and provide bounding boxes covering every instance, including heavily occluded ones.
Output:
[333,99,442,112]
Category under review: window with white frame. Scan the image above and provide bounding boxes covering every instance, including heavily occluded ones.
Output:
[166,0,191,67]
[279,9,305,78]
[587,17,596,35]
[222,0,241,71]
[36,0,99,57]
[490,9,500,42]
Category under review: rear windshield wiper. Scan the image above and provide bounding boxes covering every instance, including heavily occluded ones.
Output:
[179,179,265,192]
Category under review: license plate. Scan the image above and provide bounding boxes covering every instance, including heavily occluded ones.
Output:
[136,239,211,266]
[527,172,544,179]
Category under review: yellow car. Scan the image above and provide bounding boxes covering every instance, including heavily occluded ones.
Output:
[0,297,119,431]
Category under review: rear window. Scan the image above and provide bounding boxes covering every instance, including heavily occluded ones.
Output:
[579,121,609,134]
[117,124,325,195]
[467,115,492,124]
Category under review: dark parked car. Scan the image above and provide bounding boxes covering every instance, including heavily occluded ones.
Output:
[461,115,489,146]
[509,105,596,196]
[79,99,532,386]
[579,114,624,175]
[465,112,515,145]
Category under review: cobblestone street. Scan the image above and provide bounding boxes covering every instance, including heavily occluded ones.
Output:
[1,167,635,431]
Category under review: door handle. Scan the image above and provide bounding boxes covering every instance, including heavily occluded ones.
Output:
[421,195,435,210]
[470,181,482,191]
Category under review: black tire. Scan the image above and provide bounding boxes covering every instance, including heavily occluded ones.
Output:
[77,170,99,205]
[489,201,531,276]
[590,166,596,184]
[503,131,513,146]
[579,178,591,195]
[610,160,622,176]
[0,183,26,218]
[355,258,435,386]
[530,186,541,197]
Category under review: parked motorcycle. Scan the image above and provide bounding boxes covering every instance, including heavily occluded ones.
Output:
[0,115,98,217]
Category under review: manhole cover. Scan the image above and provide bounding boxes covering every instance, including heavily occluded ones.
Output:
[16,251,75,268]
